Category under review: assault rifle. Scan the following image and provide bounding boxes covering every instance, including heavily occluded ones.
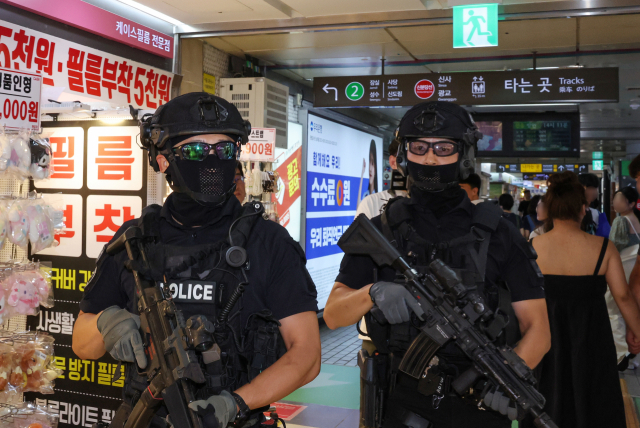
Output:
[338,214,557,428]
[104,226,218,428]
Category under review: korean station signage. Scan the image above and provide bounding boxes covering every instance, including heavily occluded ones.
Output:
[0,19,174,110]
[453,4,499,48]
[498,163,589,174]
[0,66,42,130]
[1,0,173,58]
[313,68,619,108]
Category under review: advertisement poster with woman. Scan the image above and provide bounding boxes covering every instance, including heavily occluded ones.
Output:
[305,113,382,309]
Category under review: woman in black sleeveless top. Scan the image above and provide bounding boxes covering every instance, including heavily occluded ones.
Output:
[529,172,640,428]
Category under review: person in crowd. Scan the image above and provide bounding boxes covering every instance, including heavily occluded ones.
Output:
[578,173,611,237]
[367,139,379,197]
[522,195,543,240]
[528,172,640,428]
[498,193,520,230]
[72,93,320,428]
[324,101,550,427]
[610,186,640,252]
[234,161,246,203]
[356,139,408,218]
[459,172,482,204]
[518,189,532,218]
[529,195,549,240]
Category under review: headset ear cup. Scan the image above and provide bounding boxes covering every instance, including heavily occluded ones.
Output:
[243,120,252,141]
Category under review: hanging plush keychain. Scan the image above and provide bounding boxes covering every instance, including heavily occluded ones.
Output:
[8,130,32,179]
[27,203,56,254]
[0,127,11,173]
[28,138,52,180]
[8,201,30,250]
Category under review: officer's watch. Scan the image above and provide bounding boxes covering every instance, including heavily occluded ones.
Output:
[231,392,251,426]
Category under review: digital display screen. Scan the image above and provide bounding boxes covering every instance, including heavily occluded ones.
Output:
[513,120,572,152]
[477,121,503,152]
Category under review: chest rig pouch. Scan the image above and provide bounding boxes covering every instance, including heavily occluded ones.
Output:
[365,198,518,362]
[123,202,287,407]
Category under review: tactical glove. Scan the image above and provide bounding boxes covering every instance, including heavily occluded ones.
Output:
[369,282,425,324]
[188,390,238,428]
[97,305,147,369]
[483,388,519,421]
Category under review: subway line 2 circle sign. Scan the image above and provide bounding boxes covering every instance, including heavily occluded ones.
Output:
[414,79,435,99]
[345,82,365,101]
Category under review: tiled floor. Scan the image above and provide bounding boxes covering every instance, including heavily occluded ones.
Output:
[320,323,362,367]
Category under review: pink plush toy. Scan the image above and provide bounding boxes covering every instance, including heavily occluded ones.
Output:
[23,271,51,309]
[0,295,7,325]
[7,277,39,315]
[8,203,29,249]
[27,205,55,254]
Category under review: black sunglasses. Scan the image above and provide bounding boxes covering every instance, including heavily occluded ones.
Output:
[407,140,459,157]
[172,141,238,161]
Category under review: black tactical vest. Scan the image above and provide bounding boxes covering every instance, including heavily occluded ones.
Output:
[122,202,287,409]
[365,198,519,368]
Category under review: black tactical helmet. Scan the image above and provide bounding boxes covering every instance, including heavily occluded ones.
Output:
[139,92,251,171]
[395,101,482,182]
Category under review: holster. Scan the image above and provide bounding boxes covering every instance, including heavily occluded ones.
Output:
[358,349,388,428]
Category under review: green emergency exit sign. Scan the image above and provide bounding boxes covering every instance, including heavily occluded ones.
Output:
[453,4,499,48]
[592,160,603,171]
[592,151,603,159]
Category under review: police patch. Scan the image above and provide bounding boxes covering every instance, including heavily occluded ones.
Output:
[159,280,217,302]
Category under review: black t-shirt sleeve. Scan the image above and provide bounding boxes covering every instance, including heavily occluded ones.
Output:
[497,220,545,302]
[265,230,318,320]
[335,216,396,289]
[79,220,137,314]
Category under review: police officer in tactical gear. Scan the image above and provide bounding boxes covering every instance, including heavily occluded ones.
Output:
[324,101,551,428]
[72,93,321,427]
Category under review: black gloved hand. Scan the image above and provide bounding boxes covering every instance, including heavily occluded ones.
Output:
[369,282,425,324]
[483,388,519,421]
[97,306,147,368]
[188,390,238,428]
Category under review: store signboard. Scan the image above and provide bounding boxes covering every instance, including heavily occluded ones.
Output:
[0,66,42,130]
[313,68,619,107]
[0,0,173,58]
[305,113,382,309]
[28,121,148,428]
[0,20,173,109]
[240,128,276,162]
[86,126,144,191]
[453,4,499,48]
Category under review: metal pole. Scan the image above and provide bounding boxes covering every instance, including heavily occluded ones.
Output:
[381,58,385,75]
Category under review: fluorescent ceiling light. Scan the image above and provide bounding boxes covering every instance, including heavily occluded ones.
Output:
[116,0,185,26]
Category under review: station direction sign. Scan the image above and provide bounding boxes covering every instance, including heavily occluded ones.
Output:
[497,163,589,174]
[313,68,619,108]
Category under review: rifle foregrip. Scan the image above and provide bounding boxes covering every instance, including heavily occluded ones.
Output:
[451,367,481,395]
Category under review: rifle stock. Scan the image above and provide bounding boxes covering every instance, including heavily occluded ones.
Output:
[338,215,558,428]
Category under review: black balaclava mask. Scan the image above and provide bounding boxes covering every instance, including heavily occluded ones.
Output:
[407,160,459,188]
[408,160,466,218]
[165,135,239,227]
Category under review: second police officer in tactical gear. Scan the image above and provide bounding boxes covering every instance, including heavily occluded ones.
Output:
[324,101,551,428]
[72,93,321,427]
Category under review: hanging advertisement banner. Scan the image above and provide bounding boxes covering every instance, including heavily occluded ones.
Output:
[273,122,302,242]
[28,122,148,428]
[0,19,173,109]
[305,114,382,309]
[0,66,42,130]
[240,128,276,162]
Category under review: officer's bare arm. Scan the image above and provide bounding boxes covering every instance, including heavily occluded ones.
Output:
[72,310,107,360]
[511,299,551,369]
[323,282,374,329]
[234,311,321,409]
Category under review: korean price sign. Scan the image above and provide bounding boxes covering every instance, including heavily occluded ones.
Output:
[0,20,173,110]
[240,128,276,162]
[36,127,85,189]
[86,195,142,258]
[87,126,144,191]
[0,66,41,131]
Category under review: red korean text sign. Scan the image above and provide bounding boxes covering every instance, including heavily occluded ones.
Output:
[0,20,173,110]
[240,128,276,162]
[0,66,41,130]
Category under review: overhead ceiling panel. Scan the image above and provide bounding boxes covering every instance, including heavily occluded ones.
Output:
[280,0,426,17]
[128,0,291,24]
[219,28,394,52]
[580,15,640,48]
[245,42,407,62]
